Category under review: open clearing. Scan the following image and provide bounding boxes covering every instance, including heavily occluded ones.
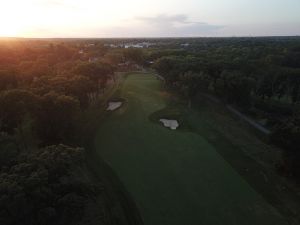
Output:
[94,73,291,225]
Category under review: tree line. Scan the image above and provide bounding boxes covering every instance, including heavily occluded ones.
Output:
[0,40,124,225]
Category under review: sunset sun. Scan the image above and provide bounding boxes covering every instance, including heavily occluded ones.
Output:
[0,1,31,37]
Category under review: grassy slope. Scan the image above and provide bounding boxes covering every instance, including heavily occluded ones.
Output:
[94,73,289,225]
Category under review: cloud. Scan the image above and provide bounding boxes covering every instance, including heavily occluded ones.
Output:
[220,23,300,37]
[136,14,191,25]
[133,14,224,36]
[25,13,224,38]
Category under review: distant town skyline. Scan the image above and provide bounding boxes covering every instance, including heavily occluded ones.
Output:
[0,0,300,37]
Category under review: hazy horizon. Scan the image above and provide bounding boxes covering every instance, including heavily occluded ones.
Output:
[1,0,300,38]
[1,35,300,40]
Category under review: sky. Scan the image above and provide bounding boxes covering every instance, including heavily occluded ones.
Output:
[0,0,299,37]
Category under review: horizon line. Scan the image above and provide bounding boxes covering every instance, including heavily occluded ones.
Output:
[1,35,300,40]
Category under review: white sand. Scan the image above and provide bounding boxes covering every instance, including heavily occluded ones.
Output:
[159,119,179,130]
[107,102,123,111]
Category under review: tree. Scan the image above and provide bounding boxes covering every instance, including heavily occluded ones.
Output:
[0,132,18,166]
[0,144,94,225]
[271,114,300,177]
[123,48,145,65]
[102,51,124,65]
[34,92,80,145]
[217,70,255,108]
[179,71,210,107]
[288,69,300,103]
[153,56,182,85]
[0,90,38,133]
[73,62,114,92]
[66,75,95,108]
[0,69,18,91]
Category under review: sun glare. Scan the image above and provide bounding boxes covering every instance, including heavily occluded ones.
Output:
[0,20,25,37]
[0,1,28,37]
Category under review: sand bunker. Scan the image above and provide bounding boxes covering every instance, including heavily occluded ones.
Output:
[159,119,179,130]
[107,102,123,111]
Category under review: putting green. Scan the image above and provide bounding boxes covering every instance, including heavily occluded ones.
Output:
[94,73,288,225]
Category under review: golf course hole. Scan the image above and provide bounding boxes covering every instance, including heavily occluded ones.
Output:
[159,119,179,130]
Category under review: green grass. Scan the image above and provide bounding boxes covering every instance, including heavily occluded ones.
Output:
[94,73,289,225]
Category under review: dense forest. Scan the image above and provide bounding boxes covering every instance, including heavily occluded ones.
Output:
[0,37,300,224]
[0,39,142,225]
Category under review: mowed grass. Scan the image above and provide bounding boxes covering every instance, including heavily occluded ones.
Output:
[94,73,288,225]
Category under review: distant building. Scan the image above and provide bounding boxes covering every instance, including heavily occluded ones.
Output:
[181,43,190,47]
[105,42,155,49]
